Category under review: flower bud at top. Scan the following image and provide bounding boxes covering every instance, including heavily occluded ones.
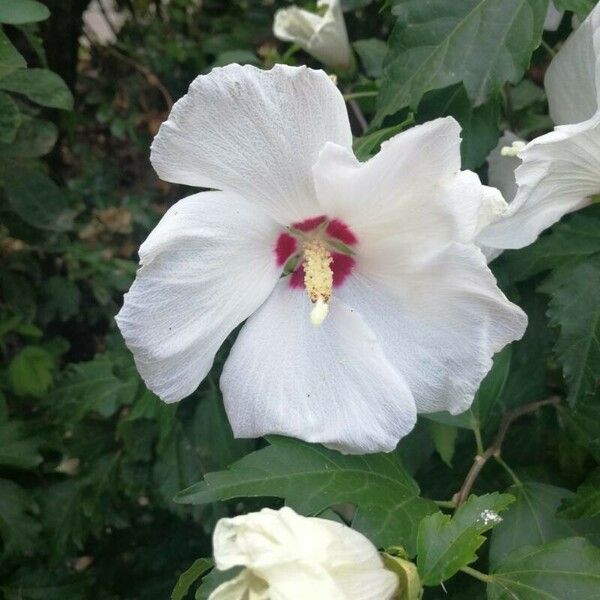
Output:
[273,0,356,73]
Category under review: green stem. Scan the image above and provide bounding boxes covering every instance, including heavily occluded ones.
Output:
[434,500,456,509]
[540,39,557,58]
[461,565,492,583]
[494,455,522,486]
[342,91,378,101]
[282,44,301,63]
[471,418,485,456]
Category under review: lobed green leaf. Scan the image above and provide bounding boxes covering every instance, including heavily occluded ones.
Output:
[176,435,437,554]
[416,492,514,585]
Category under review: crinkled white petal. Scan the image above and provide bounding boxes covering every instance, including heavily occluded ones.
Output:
[115,191,281,403]
[209,570,269,600]
[544,2,564,31]
[337,243,527,415]
[150,64,352,225]
[478,113,600,250]
[220,280,417,454]
[312,118,506,267]
[211,507,397,600]
[545,2,600,125]
[273,0,354,72]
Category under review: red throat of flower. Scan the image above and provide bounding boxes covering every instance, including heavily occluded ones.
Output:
[274,215,357,325]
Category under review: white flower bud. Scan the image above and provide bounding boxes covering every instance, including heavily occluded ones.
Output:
[273,0,355,73]
[208,507,398,600]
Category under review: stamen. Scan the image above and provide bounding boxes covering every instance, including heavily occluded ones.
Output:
[500,141,526,157]
[303,239,333,326]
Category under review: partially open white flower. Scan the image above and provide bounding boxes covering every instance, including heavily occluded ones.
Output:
[116,64,526,454]
[273,0,355,72]
[208,507,398,600]
[478,3,600,252]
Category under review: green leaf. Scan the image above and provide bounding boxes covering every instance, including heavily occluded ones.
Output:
[499,209,600,284]
[0,421,42,469]
[211,50,260,68]
[496,288,553,413]
[39,276,81,323]
[376,0,547,123]
[38,479,86,558]
[562,393,600,462]
[195,568,241,600]
[153,420,206,517]
[488,537,600,599]
[50,352,139,420]
[353,38,387,78]
[417,84,501,169]
[554,0,596,16]
[8,345,54,397]
[489,481,600,568]
[176,436,437,554]
[0,478,40,559]
[152,388,252,517]
[0,68,73,109]
[0,90,20,142]
[472,347,512,429]
[547,255,600,405]
[0,567,92,600]
[353,116,414,161]
[342,0,375,8]
[3,167,75,231]
[558,470,600,520]
[429,421,458,467]
[171,559,213,600]
[0,0,49,24]
[0,116,57,157]
[510,79,546,111]
[0,28,26,78]
[189,387,256,473]
[417,493,514,585]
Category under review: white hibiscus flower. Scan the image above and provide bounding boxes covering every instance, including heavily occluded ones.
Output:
[116,64,526,454]
[208,507,398,600]
[273,0,355,72]
[478,2,600,253]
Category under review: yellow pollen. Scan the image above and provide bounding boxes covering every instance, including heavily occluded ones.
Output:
[303,239,333,325]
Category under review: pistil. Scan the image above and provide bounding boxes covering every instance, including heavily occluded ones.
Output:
[303,239,333,326]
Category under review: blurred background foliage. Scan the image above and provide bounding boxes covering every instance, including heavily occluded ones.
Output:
[0,0,599,599]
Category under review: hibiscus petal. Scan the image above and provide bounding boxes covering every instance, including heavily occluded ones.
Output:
[208,571,262,600]
[545,2,600,125]
[312,117,506,261]
[150,64,352,225]
[212,507,397,600]
[337,243,527,415]
[220,280,417,454]
[116,191,281,403]
[478,114,600,250]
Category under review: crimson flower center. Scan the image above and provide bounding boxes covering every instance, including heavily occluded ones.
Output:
[274,215,358,325]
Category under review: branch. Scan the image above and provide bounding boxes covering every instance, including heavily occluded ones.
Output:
[99,44,173,111]
[454,396,560,507]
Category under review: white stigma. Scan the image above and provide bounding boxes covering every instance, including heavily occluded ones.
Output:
[500,141,526,157]
[310,297,329,326]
